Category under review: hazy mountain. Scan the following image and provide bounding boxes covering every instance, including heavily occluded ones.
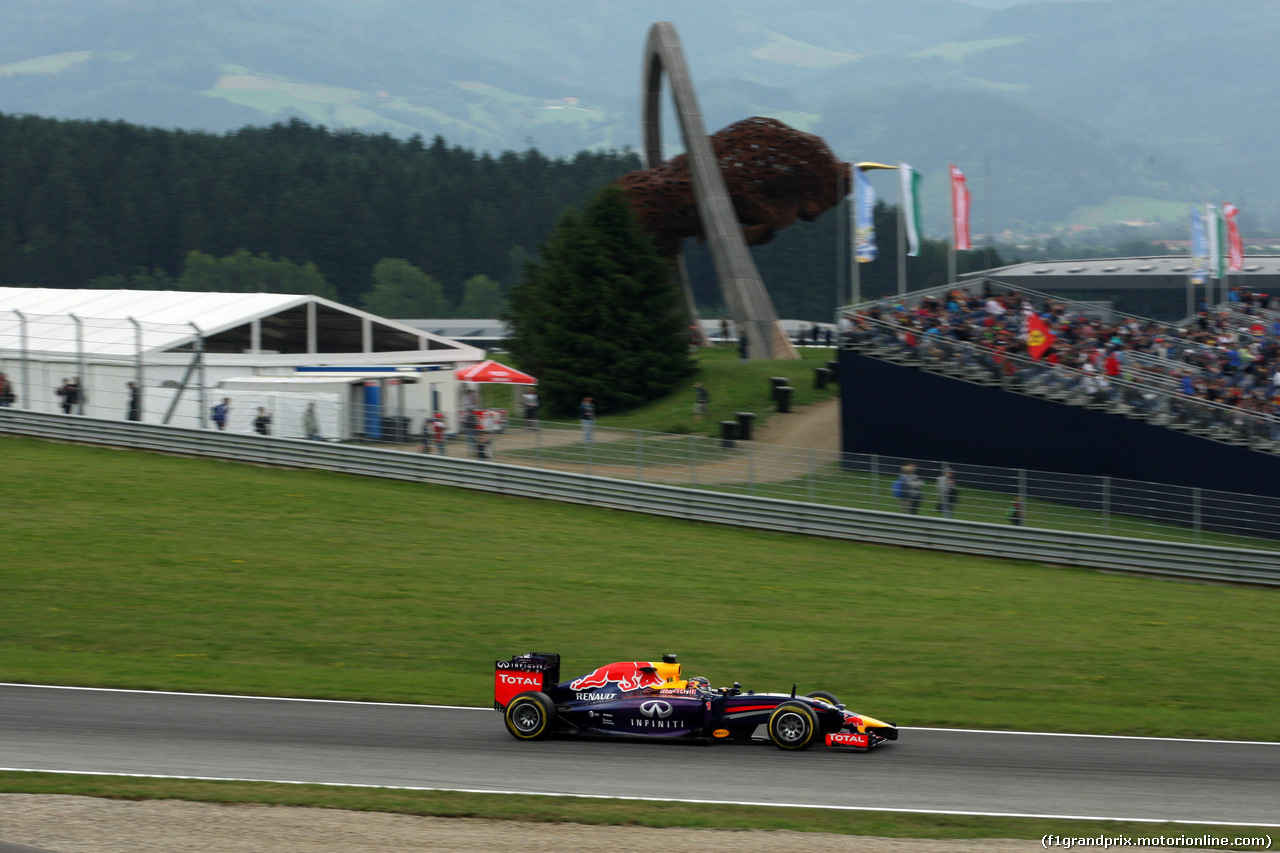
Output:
[0,0,1273,233]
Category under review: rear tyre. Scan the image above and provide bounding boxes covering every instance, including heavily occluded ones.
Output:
[805,690,840,707]
[504,691,556,740]
[768,702,819,750]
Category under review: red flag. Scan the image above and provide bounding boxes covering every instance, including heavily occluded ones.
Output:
[1026,313,1056,360]
[1223,202,1244,272]
[949,163,971,251]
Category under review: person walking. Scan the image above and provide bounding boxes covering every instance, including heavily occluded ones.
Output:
[578,396,596,443]
[692,382,709,424]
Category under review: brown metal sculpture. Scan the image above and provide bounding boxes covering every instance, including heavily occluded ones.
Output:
[619,116,852,258]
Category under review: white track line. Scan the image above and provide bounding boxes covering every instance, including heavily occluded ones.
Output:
[0,768,1276,829]
[5,683,1278,746]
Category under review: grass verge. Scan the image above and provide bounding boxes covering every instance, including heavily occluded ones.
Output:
[3,434,1279,740]
[1,773,1271,844]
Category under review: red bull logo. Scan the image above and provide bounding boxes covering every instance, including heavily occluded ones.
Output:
[569,661,664,692]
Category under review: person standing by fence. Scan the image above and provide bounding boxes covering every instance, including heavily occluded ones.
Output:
[892,464,924,514]
[579,396,596,443]
[0,372,16,408]
[213,398,230,430]
[126,382,141,421]
[936,468,959,518]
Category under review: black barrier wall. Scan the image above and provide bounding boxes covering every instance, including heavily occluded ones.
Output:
[838,349,1280,509]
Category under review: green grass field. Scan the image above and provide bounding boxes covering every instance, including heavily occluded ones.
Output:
[4,434,1278,741]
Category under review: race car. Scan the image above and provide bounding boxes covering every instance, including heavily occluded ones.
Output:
[494,652,897,751]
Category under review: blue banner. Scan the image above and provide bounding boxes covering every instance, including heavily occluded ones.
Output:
[855,168,877,263]
[1190,206,1208,285]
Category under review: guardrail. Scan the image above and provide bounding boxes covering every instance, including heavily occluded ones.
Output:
[4,409,1278,587]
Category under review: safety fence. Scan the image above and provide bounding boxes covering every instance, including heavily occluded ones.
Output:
[3,409,1278,586]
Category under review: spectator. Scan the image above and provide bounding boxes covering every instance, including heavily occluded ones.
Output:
[579,396,596,443]
[692,382,709,423]
[212,398,230,430]
[461,408,479,456]
[253,406,272,436]
[521,388,540,430]
[55,378,81,414]
[126,382,141,421]
[0,372,16,408]
[936,468,959,518]
[1007,500,1025,526]
[892,463,924,514]
[303,402,321,441]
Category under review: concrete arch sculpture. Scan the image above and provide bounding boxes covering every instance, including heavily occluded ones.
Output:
[641,21,796,359]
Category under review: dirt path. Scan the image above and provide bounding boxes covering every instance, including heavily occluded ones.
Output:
[751,396,840,452]
[476,399,843,487]
[0,795,1043,853]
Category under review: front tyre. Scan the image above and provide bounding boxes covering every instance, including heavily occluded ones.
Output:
[504,691,556,740]
[768,702,819,750]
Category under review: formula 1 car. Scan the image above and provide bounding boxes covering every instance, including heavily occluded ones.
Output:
[494,652,897,751]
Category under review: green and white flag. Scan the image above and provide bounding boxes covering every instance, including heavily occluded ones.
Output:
[899,162,921,257]
[1207,203,1224,280]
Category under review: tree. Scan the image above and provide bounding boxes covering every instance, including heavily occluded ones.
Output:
[176,249,337,299]
[361,258,448,318]
[504,184,695,415]
[455,274,506,317]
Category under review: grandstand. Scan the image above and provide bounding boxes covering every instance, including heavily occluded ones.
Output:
[837,281,1280,500]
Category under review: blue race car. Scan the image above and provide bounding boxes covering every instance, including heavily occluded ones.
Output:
[494,652,897,751]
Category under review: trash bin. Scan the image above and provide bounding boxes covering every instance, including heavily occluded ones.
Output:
[736,411,755,441]
[383,415,410,443]
[775,386,794,413]
[719,420,738,449]
[770,376,789,400]
[814,367,831,390]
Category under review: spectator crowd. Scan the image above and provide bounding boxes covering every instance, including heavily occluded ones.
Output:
[842,284,1280,445]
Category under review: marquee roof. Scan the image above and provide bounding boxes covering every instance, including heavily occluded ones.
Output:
[0,288,483,362]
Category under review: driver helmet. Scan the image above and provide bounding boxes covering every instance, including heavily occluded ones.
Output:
[685,676,710,691]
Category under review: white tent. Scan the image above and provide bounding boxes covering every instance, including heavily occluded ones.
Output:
[0,288,484,433]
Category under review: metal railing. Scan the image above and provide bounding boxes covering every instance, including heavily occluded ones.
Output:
[3,409,1279,586]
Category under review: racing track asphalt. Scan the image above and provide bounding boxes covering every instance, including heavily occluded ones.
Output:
[1,684,1277,827]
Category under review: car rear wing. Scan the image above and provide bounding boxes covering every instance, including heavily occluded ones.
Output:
[494,652,561,710]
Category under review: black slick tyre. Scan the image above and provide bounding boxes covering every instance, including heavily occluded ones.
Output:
[504,691,556,740]
[768,701,819,750]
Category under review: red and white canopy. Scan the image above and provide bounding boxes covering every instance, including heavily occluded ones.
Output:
[454,359,537,385]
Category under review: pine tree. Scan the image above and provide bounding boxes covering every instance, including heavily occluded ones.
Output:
[505,184,695,416]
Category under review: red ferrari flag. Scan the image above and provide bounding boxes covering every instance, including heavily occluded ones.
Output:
[949,163,971,250]
[1223,202,1244,272]
[1026,312,1056,360]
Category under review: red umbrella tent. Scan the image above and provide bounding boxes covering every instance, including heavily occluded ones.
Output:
[454,360,537,385]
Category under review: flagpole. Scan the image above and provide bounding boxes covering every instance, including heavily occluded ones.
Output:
[897,206,906,296]
[836,171,845,312]
[851,185,861,307]
[948,239,956,285]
